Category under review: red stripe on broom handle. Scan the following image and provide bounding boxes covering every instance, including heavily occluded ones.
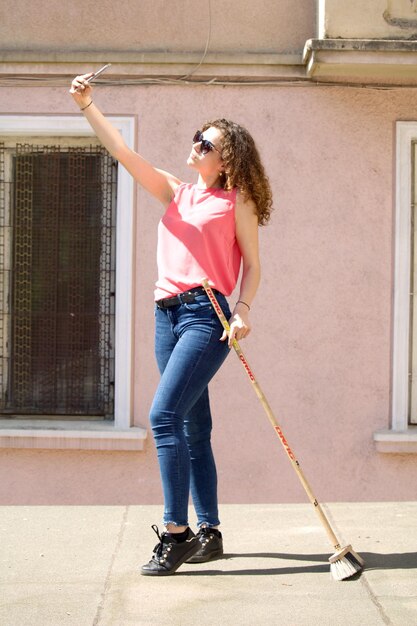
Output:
[201,279,341,551]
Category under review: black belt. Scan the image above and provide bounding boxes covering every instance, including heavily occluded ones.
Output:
[156,286,220,310]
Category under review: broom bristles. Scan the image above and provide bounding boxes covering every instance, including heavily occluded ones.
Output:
[329,545,364,581]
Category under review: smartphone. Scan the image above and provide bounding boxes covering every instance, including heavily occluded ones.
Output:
[86,63,111,83]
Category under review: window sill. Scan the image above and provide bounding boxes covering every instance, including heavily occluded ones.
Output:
[373,427,417,453]
[0,419,147,451]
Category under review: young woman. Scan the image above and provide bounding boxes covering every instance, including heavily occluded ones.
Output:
[70,74,273,576]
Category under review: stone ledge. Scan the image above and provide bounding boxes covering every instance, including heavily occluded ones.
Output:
[303,38,417,85]
[373,427,417,453]
[0,419,147,451]
[0,50,305,83]
[305,39,417,53]
[0,49,303,65]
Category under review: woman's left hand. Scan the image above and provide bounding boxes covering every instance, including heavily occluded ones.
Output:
[220,305,251,348]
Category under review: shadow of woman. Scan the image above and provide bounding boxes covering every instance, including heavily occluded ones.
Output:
[178,550,417,577]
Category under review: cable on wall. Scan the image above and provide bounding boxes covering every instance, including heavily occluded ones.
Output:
[179,0,212,80]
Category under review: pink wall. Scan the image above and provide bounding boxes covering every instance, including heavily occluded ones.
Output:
[0,83,416,504]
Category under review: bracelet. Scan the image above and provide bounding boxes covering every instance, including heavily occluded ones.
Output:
[80,100,93,111]
[236,300,251,311]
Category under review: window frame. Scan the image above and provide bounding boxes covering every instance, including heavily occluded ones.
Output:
[374,121,417,452]
[0,115,145,450]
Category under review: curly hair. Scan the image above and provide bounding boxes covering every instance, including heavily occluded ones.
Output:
[201,118,273,226]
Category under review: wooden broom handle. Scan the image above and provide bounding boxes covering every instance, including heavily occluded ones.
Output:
[202,279,342,550]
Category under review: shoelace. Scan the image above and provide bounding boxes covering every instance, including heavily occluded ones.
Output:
[150,524,173,564]
[198,527,216,545]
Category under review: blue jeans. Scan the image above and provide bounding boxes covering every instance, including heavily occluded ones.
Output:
[149,292,231,528]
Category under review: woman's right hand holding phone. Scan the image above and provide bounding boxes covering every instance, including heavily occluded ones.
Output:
[69,73,94,110]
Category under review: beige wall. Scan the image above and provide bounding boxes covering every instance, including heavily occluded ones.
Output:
[0,81,416,504]
[0,0,315,55]
[320,0,417,39]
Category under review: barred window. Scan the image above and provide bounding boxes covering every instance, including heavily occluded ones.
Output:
[0,141,117,418]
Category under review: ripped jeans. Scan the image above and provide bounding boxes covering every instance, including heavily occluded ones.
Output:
[149,292,231,528]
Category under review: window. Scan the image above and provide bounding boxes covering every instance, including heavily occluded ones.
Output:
[0,116,144,450]
[0,141,116,417]
[375,121,417,452]
[392,122,417,431]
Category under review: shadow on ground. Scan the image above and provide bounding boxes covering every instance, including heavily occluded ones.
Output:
[178,551,417,577]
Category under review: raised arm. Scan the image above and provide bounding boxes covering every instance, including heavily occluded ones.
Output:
[70,73,181,206]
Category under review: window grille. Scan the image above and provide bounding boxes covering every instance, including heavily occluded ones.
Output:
[0,143,117,417]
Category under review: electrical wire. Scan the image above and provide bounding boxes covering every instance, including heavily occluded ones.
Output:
[178,0,212,79]
[0,75,412,90]
[0,75,309,87]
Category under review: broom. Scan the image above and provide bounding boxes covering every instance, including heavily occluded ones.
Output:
[202,279,364,581]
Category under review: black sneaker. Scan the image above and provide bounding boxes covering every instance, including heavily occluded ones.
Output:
[186,527,223,563]
[140,525,200,576]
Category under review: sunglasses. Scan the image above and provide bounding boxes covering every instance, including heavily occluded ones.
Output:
[193,130,222,155]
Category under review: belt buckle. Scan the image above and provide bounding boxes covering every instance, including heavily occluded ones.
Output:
[182,291,196,304]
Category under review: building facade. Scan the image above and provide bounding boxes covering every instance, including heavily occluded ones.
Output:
[0,0,416,505]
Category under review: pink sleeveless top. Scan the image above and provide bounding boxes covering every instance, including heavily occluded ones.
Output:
[154,183,241,300]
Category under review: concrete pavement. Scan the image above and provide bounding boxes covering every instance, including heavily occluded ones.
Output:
[1,502,416,626]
